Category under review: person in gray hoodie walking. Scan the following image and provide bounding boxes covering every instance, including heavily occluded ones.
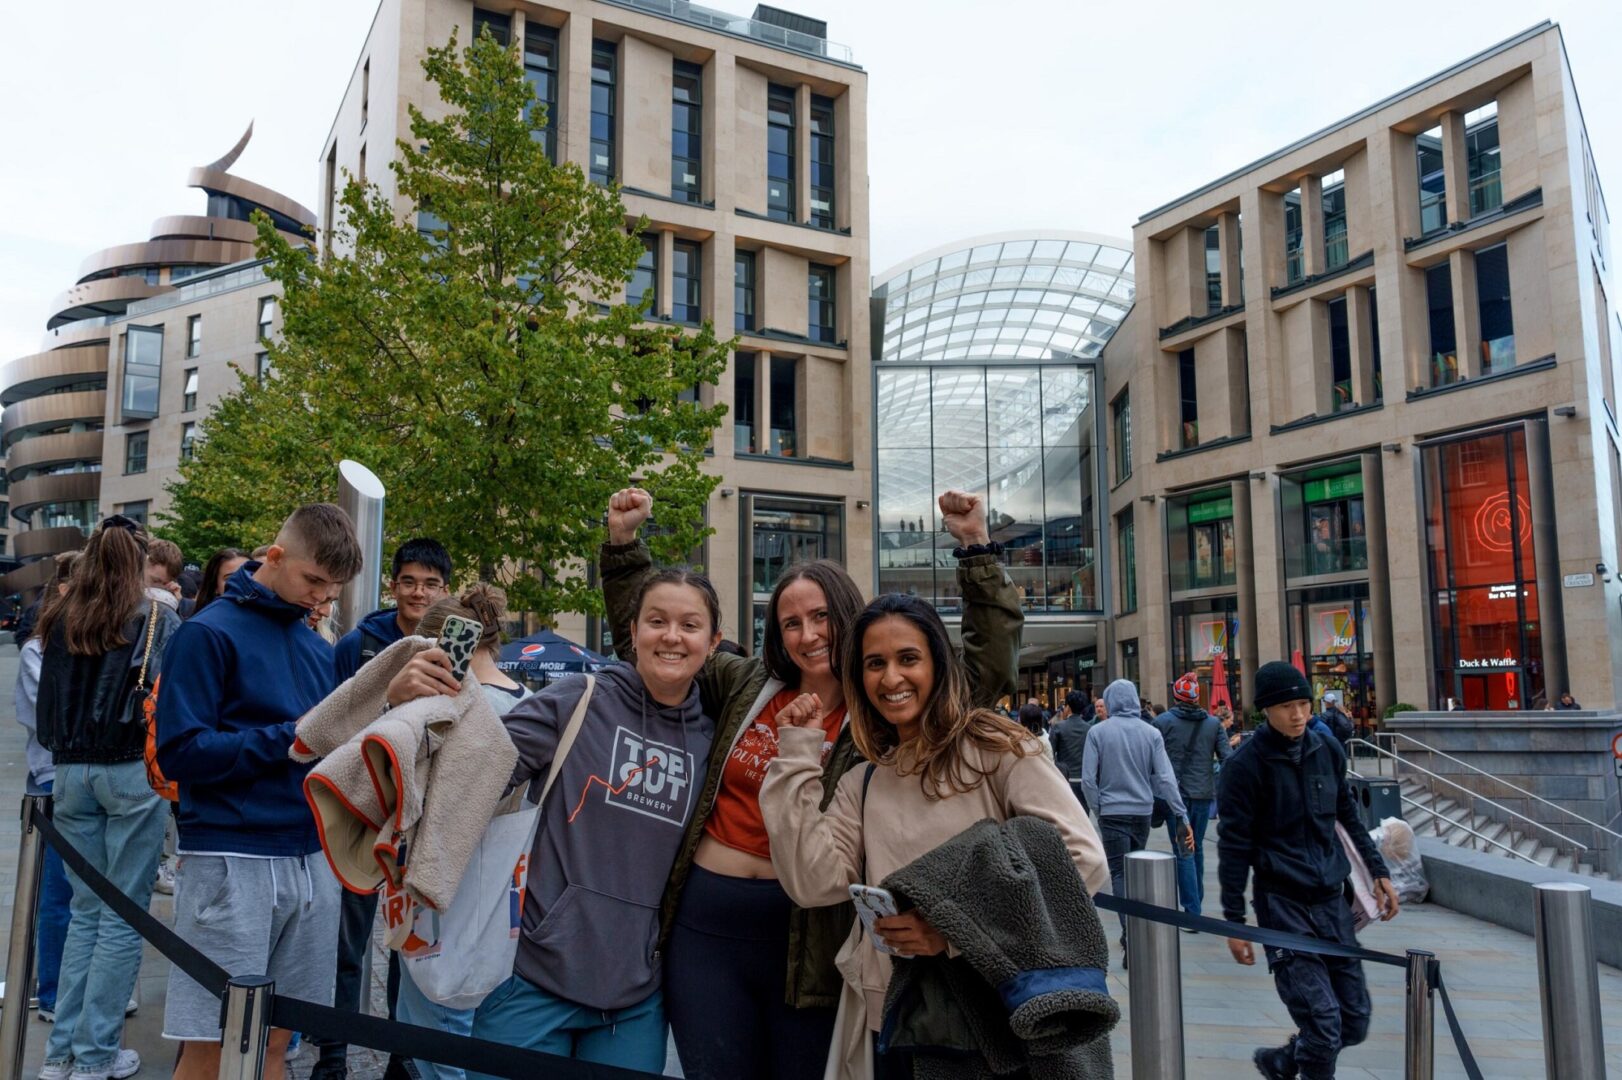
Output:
[1081,680,1192,959]
[1153,673,1231,916]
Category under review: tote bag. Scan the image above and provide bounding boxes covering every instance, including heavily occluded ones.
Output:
[385,675,595,1009]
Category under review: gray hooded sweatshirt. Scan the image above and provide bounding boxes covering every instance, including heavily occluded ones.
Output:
[1080,680,1187,822]
[501,662,714,1010]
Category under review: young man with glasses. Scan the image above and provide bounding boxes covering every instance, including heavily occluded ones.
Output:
[315,537,451,1080]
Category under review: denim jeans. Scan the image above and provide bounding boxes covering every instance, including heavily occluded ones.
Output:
[1099,815,1151,941]
[43,761,167,1069]
[35,778,73,1012]
[1166,797,1213,916]
[395,964,476,1080]
[469,976,666,1077]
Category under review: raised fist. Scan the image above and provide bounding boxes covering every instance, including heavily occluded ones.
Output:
[608,487,653,544]
[938,489,991,547]
[777,692,824,730]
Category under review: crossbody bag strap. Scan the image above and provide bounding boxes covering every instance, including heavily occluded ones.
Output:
[134,600,160,693]
[538,674,595,809]
[859,762,876,884]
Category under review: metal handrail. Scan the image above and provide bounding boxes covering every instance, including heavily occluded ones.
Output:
[1348,738,1588,855]
[1397,792,1542,865]
[1370,732,1622,843]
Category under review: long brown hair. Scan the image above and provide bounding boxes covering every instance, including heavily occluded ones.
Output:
[842,593,1033,799]
[419,583,509,657]
[761,560,865,686]
[195,547,248,613]
[26,551,79,644]
[36,519,150,655]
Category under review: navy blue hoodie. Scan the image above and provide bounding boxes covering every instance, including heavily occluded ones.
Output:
[155,562,336,857]
[333,606,407,683]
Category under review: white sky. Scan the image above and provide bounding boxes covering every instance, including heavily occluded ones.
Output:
[1,0,1618,362]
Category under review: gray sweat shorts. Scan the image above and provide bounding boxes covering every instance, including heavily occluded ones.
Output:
[163,852,341,1040]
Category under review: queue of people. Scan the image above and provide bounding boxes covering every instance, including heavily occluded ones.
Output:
[13,487,1401,1080]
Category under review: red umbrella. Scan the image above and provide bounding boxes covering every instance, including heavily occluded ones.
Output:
[1210,652,1233,711]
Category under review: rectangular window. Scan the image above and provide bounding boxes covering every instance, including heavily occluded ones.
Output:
[119,501,149,527]
[766,84,796,223]
[471,8,510,45]
[590,41,617,186]
[734,351,757,454]
[1465,101,1501,218]
[672,240,701,324]
[1204,225,1222,309]
[629,234,658,314]
[1112,388,1132,483]
[1178,347,1198,448]
[1327,296,1353,411]
[183,367,198,412]
[1418,125,1446,234]
[1322,169,1348,271]
[121,326,162,421]
[186,314,202,358]
[1426,263,1458,386]
[1120,638,1140,688]
[672,60,702,203]
[734,250,756,332]
[1118,509,1137,613]
[809,95,835,229]
[124,431,148,475]
[524,23,559,161]
[257,296,277,342]
[769,355,797,456]
[808,264,836,344]
[1368,286,1383,402]
[1475,243,1515,372]
[357,143,367,186]
[180,421,197,461]
[1283,188,1303,285]
[256,351,270,384]
[361,58,369,127]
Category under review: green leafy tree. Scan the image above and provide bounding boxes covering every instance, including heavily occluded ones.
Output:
[162,28,729,619]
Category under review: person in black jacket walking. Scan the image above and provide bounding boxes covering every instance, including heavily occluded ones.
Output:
[1218,661,1400,1080]
[1049,689,1094,810]
[1153,673,1231,916]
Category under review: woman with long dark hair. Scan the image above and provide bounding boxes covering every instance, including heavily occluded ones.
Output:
[600,487,1022,1080]
[191,547,248,616]
[760,593,1108,1079]
[35,518,181,1080]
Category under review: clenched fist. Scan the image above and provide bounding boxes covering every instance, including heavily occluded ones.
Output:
[608,487,653,545]
[776,692,825,730]
[938,489,991,547]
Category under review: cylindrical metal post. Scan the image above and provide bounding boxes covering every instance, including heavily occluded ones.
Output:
[1403,949,1436,1080]
[1125,850,1184,1080]
[335,459,386,638]
[0,795,49,1077]
[1534,882,1606,1079]
[216,976,274,1080]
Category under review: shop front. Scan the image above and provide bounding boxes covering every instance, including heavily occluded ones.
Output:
[1166,487,1242,710]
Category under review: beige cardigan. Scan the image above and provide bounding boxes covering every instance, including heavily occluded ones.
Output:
[760,725,1109,1080]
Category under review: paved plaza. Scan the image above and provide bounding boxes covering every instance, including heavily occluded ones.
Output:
[0,643,1617,1078]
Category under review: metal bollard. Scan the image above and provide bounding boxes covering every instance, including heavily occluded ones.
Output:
[1124,850,1184,1080]
[217,976,275,1080]
[1533,882,1606,1079]
[0,795,49,1078]
[1403,949,1436,1080]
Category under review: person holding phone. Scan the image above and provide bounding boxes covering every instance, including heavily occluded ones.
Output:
[759,594,1108,1080]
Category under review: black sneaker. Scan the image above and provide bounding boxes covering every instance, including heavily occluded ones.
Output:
[1252,1043,1298,1080]
[308,1059,348,1080]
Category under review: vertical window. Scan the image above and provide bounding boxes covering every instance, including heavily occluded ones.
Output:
[672,240,701,324]
[1112,389,1132,483]
[182,367,198,412]
[122,326,162,422]
[766,84,796,223]
[524,24,558,161]
[1204,225,1222,309]
[672,61,702,203]
[186,314,202,358]
[808,264,836,344]
[1368,286,1383,402]
[1283,187,1303,285]
[1120,639,1140,687]
[471,8,510,45]
[734,351,757,454]
[1417,125,1446,234]
[181,421,197,461]
[124,431,148,475]
[590,41,617,186]
[809,95,835,229]
[1327,296,1352,411]
[734,250,756,332]
[361,59,369,127]
[256,351,271,384]
[1118,509,1137,613]
[1465,101,1501,217]
[1475,243,1515,372]
[358,143,367,185]
[1322,169,1347,271]
[769,356,797,456]
[1178,348,1198,448]
[257,296,277,342]
[629,234,658,314]
[323,146,337,258]
[1426,263,1458,386]
[119,501,149,527]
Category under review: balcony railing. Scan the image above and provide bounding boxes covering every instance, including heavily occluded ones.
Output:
[1420,189,1446,234]
[1469,170,1503,218]
[1324,226,1349,271]
[1482,334,1516,374]
[611,0,855,62]
[1305,537,1368,576]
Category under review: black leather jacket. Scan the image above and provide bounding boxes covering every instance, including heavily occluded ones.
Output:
[37,603,181,765]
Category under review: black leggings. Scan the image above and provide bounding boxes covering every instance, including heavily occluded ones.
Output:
[664,864,837,1080]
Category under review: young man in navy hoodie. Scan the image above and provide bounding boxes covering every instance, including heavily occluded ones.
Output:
[317,537,450,1080]
[155,504,363,1080]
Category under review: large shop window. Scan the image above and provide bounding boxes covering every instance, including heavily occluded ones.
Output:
[1287,584,1375,724]
[1423,428,1544,710]
[1168,489,1236,593]
[1170,597,1240,712]
[746,497,843,651]
[1282,463,1367,578]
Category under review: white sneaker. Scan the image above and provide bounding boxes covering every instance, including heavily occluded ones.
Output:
[125,996,137,1017]
[154,858,175,895]
[36,1061,72,1080]
[69,1049,140,1080]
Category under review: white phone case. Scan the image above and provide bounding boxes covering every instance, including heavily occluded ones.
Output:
[849,884,899,955]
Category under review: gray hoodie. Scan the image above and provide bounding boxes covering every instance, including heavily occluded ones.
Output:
[501,662,714,1010]
[1080,680,1187,821]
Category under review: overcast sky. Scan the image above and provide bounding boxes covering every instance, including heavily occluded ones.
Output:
[1,0,1617,362]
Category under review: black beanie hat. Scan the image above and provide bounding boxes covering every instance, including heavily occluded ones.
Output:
[1253,660,1312,710]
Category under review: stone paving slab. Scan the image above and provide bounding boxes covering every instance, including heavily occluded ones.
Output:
[0,637,1617,1078]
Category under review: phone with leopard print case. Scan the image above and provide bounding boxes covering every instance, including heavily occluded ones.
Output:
[436,614,481,682]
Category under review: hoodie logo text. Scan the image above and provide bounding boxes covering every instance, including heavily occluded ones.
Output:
[604,726,695,826]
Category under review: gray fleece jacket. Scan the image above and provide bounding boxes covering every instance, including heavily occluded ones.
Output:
[1079,680,1187,822]
[502,662,714,1011]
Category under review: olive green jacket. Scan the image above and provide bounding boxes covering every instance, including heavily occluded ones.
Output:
[600,540,1024,1008]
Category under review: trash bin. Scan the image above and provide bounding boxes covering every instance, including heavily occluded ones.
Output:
[1346,776,1402,831]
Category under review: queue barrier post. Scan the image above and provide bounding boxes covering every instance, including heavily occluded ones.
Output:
[1533,882,1607,1080]
[1123,850,1183,1080]
[0,795,49,1078]
[1403,949,1436,1080]
[217,976,275,1080]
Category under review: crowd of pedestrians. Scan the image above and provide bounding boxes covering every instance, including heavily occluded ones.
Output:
[12,490,1402,1080]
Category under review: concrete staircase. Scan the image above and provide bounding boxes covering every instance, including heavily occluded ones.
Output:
[1396,777,1612,881]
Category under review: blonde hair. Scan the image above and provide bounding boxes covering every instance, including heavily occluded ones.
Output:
[419,583,508,656]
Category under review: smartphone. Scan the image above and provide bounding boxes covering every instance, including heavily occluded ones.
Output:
[848,884,900,955]
[437,614,482,682]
